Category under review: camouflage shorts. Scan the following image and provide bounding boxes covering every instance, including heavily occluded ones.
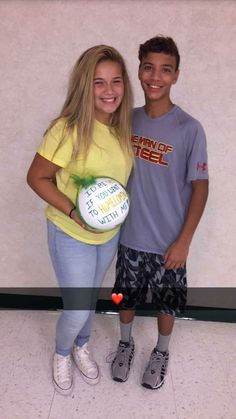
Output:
[113,244,187,315]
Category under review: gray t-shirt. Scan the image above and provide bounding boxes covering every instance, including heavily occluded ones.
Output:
[120,105,208,255]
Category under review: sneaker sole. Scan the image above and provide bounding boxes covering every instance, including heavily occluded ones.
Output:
[141,379,165,390]
[53,379,73,396]
[112,376,129,383]
[78,369,100,385]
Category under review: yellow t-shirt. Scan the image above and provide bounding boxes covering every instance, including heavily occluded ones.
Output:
[37,118,132,244]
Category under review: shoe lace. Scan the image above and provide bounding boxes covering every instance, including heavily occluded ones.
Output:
[56,355,72,380]
[76,346,97,371]
[149,351,166,372]
[106,342,131,365]
[106,351,116,363]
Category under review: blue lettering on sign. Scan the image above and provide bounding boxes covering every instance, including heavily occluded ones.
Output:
[86,199,94,210]
[107,184,119,194]
[95,191,109,200]
[97,210,119,225]
[97,181,107,188]
[85,185,98,197]
[88,209,98,217]
[120,199,129,213]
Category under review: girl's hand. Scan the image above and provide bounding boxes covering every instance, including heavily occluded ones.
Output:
[70,209,102,234]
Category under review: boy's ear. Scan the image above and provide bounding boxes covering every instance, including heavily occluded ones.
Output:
[172,69,180,84]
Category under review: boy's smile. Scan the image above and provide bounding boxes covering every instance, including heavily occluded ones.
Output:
[138,52,179,105]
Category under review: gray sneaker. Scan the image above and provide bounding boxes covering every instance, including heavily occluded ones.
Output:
[142,348,169,389]
[111,337,135,382]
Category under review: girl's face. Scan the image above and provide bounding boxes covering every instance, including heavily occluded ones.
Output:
[93,60,124,125]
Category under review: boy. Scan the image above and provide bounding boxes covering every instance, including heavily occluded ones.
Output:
[111,36,209,389]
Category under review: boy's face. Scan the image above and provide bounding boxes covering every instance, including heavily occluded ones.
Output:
[138,52,179,103]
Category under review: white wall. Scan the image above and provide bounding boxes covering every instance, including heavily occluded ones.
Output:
[0,0,235,297]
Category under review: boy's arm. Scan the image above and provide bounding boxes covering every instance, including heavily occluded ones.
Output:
[164,179,209,270]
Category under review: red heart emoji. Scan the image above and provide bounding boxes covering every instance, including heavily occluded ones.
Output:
[111,293,123,305]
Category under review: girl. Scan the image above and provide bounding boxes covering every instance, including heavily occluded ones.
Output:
[27,45,133,395]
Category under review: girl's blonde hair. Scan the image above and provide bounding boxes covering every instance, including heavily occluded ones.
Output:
[46,45,134,164]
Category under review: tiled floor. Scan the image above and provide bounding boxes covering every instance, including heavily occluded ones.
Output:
[0,310,235,419]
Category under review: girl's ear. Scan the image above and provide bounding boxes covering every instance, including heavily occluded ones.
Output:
[138,66,141,81]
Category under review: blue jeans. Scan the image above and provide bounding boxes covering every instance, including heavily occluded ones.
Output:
[47,220,119,356]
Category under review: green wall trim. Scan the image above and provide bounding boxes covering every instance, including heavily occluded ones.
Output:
[0,294,235,323]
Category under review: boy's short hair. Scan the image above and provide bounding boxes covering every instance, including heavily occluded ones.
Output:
[138,36,180,71]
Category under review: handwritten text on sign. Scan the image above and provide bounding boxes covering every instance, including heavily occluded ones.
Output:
[78,179,129,229]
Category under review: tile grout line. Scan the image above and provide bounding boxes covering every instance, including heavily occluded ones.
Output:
[47,389,56,419]
[169,365,180,419]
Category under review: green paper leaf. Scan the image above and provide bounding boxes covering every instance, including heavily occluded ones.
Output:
[71,175,97,189]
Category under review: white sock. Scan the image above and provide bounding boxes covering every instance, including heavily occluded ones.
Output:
[156,332,171,353]
[120,320,133,343]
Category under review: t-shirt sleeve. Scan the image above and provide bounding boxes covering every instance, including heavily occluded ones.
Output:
[186,122,208,182]
[37,119,73,168]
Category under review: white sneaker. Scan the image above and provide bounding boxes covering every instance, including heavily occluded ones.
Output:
[53,353,73,395]
[73,343,100,385]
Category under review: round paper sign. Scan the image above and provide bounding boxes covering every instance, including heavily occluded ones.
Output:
[76,177,130,231]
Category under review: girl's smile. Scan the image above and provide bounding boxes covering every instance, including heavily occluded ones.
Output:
[94,60,124,124]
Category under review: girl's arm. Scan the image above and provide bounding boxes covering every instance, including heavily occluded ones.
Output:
[27,153,84,226]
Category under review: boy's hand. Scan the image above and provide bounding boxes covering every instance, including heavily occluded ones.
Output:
[164,240,189,270]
